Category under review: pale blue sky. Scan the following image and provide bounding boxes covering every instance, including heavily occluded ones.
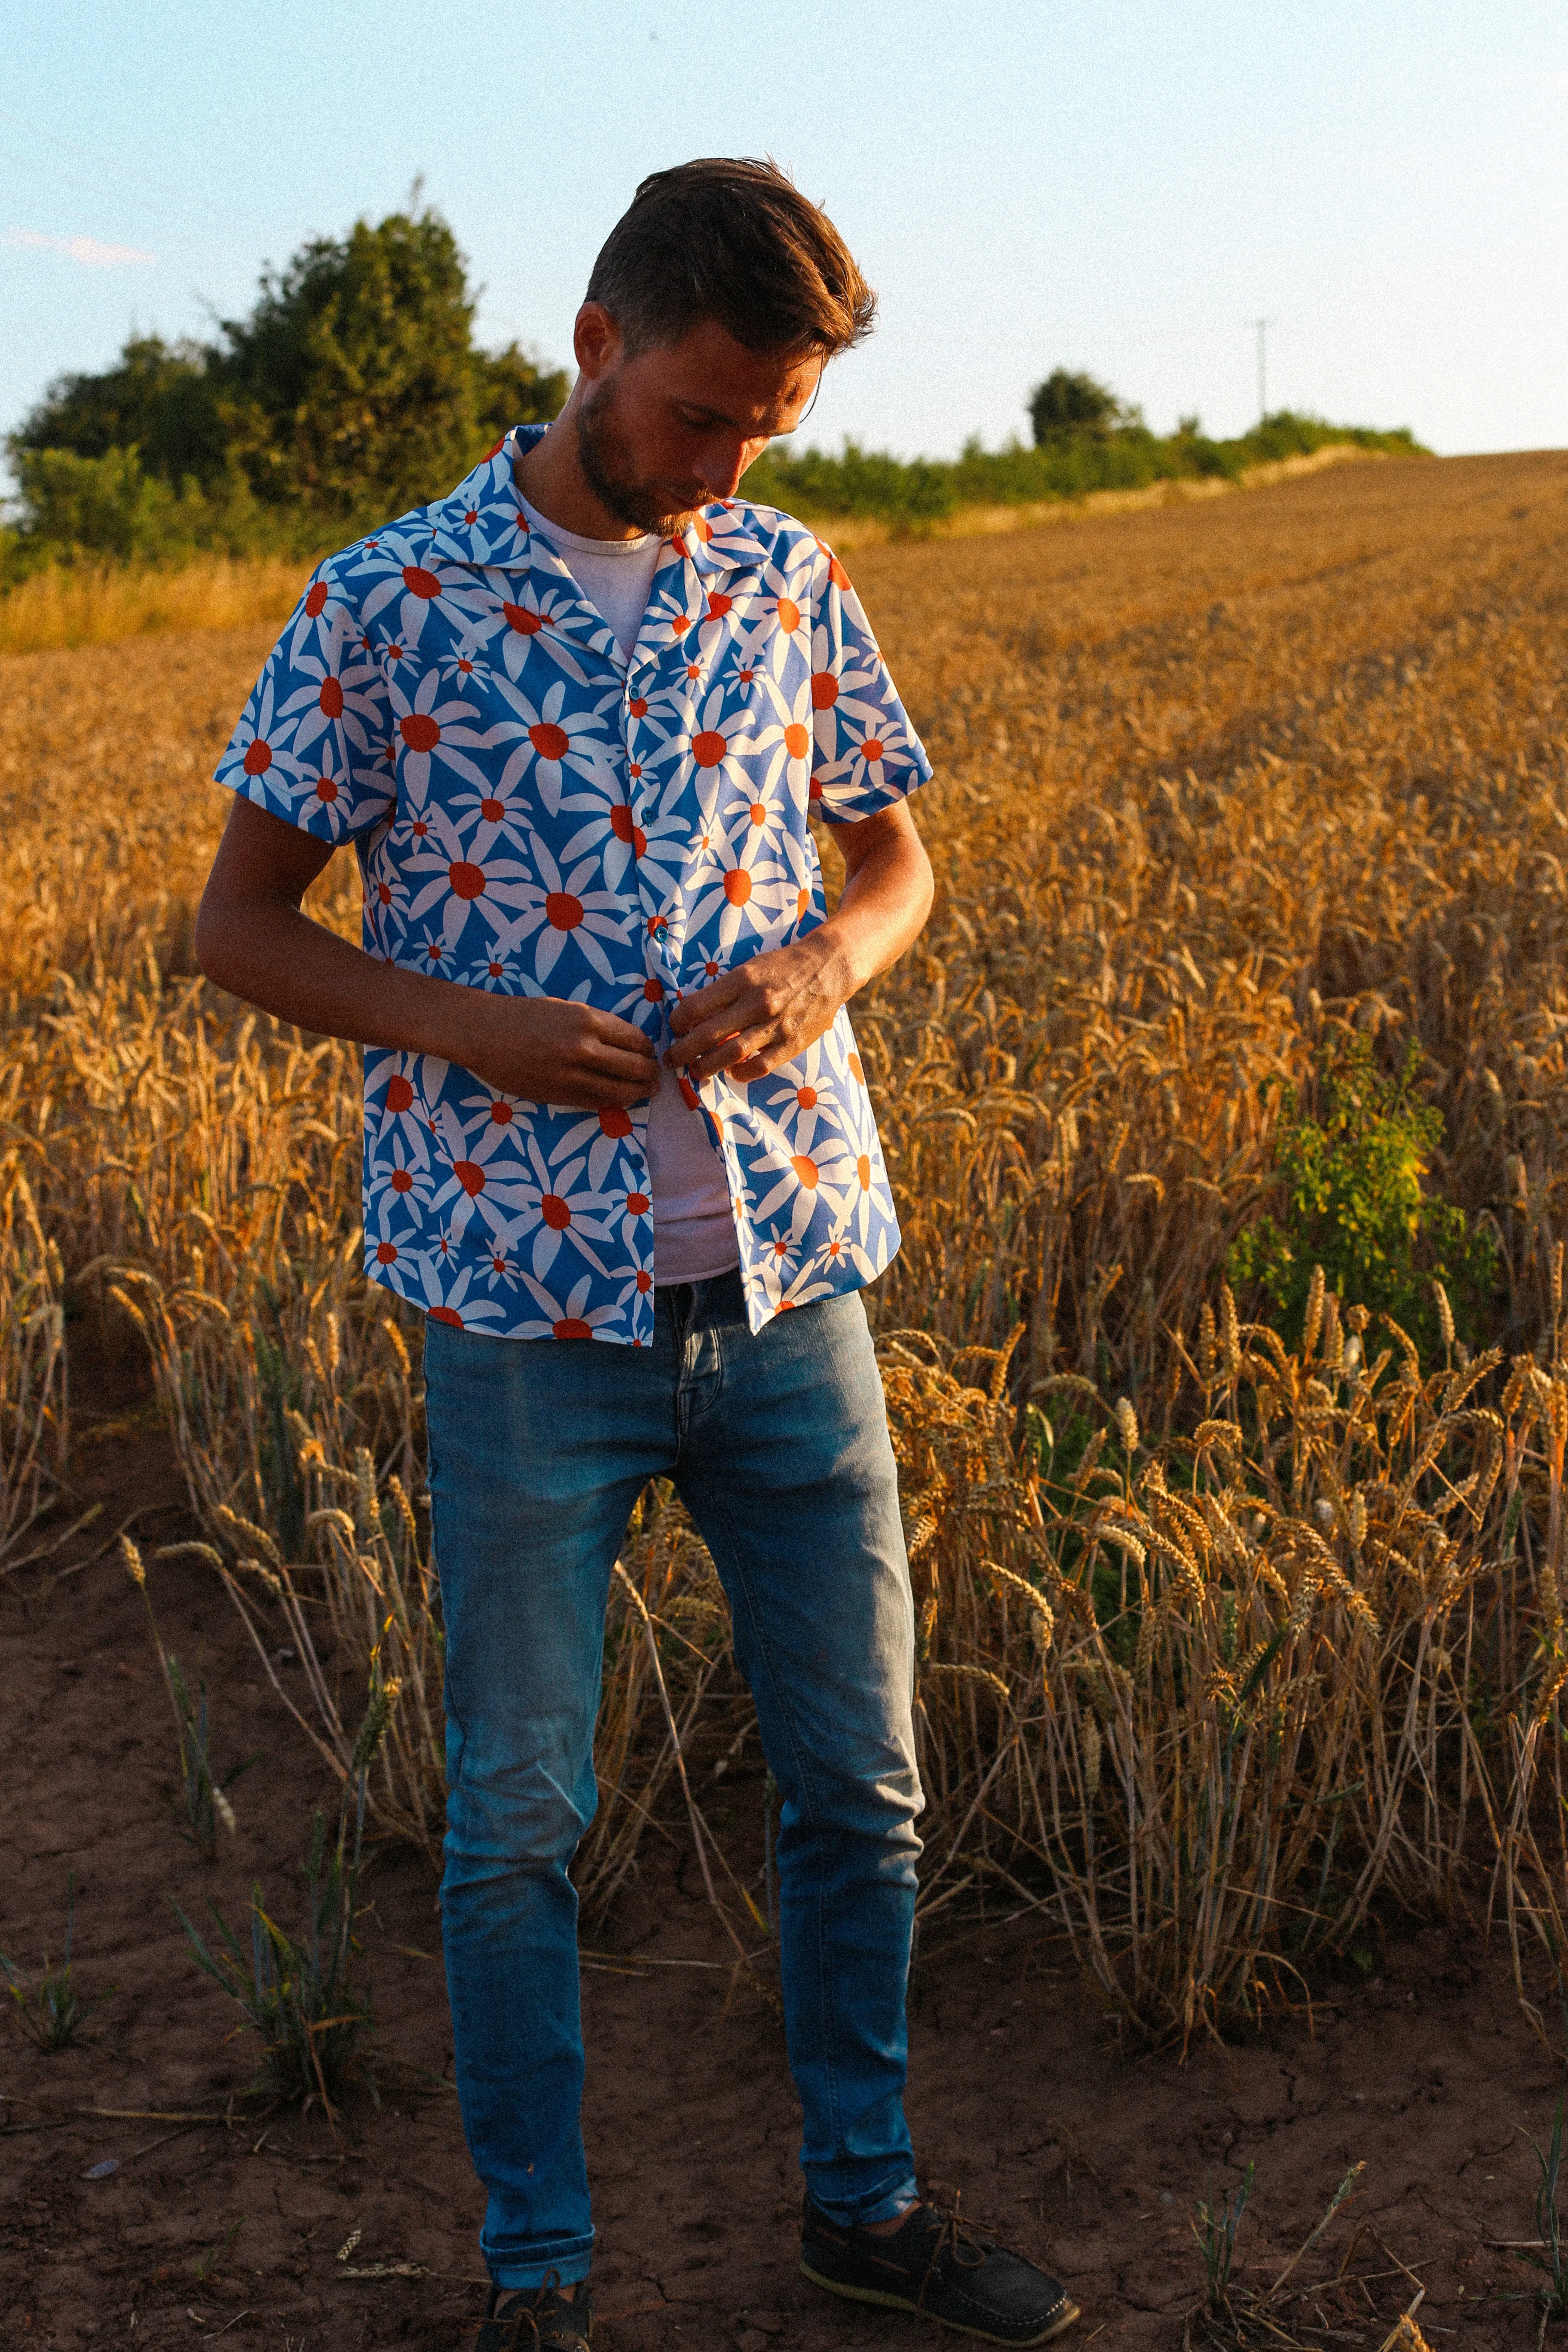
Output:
[3,0,1565,472]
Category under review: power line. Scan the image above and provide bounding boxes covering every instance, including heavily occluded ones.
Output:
[1245,317,1277,422]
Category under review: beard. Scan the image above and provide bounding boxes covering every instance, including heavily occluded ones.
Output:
[575,375,705,537]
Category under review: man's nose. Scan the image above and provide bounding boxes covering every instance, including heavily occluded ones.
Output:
[697,437,750,502]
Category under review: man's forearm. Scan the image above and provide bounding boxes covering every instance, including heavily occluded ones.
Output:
[816,821,935,1002]
[196,889,483,1064]
[196,800,661,1112]
[196,796,930,1102]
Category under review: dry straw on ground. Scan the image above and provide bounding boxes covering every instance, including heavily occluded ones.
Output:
[6,450,1568,2035]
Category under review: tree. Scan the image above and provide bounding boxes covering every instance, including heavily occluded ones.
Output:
[1027,368,1128,447]
[473,343,570,450]
[219,208,476,518]
[7,204,569,530]
[12,334,227,489]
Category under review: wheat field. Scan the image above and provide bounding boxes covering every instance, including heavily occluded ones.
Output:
[5,448,1568,2042]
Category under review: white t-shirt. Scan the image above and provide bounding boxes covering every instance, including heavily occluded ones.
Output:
[518,495,660,664]
[519,496,740,1285]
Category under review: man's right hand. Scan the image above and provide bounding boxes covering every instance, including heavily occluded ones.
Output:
[195,799,658,1113]
[461,992,658,1111]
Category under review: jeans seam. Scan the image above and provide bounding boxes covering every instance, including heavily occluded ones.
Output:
[694,1479,847,2171]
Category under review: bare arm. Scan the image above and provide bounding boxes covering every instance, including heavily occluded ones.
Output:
[194,798,658,1111]
[667,799,934,1083]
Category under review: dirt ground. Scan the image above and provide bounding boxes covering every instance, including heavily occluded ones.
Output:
[2,1351,1562,2351]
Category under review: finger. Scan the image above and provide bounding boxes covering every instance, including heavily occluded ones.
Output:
[588,1012,659,1057]
[554,1081,653,1112]
[583,1043,662,1089]
[552,1063,658,1108]
[669,973,746,1037]
[665,998,766,1066]
[686,1024,783,1082]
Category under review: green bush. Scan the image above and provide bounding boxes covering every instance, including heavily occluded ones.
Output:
[745,408,1424,536]
[1228,1032,1495,1356]
[744,438,959,527]
[4,446,303,575]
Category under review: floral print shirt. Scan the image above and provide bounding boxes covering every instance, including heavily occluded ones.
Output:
[216,425,933,1343]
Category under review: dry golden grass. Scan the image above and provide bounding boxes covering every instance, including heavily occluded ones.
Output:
[7,450,1568,2033]
[0,554,314,659]
[859,449,1568,1375]
[0,1164,67,1566]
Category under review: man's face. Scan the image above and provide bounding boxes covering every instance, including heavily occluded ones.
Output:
[573,309,823,536]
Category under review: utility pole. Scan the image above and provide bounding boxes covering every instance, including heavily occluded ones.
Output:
[1246,318,1277,424]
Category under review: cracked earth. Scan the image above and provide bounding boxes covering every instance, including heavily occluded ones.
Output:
[0,1354,1557,2350]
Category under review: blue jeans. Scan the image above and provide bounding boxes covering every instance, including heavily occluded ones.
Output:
[424,1272,923,2291]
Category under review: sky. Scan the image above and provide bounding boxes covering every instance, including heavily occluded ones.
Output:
[2,0,1566,475]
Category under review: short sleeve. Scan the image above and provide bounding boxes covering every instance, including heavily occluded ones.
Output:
[214,558,395,842]
[808,543,934,826]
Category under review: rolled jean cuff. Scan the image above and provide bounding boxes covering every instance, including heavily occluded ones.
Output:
[487,2236,595,2292]
[807,2169,919,2228]
[490,2260,594,2293]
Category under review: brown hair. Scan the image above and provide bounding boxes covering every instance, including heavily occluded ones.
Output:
[585,157,876,360]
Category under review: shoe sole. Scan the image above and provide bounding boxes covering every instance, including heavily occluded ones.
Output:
[800,2260,1080,2344]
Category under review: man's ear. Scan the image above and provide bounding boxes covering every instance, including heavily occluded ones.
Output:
[573,302,622,384]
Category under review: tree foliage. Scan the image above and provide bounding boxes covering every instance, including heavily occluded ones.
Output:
[11,334,227,487]
[1027,367,1131,446]
[745,410,1422,535]
[8,202,568,548]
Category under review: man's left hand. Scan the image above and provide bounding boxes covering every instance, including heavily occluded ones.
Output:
[665,931,851,1085]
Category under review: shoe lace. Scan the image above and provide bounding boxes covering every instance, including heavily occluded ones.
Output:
[497,2271,583,2350]
[916,2195,997,2302]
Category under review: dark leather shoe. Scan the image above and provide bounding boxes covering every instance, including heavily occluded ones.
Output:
[477,2282,593,2352]
[801,2194,1077,2345]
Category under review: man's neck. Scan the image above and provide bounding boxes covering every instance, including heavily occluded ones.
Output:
[511,409,646,545]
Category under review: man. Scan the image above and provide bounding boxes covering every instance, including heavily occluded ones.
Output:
[198,158,1078,2350]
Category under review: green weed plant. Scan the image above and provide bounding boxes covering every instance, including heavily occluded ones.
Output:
[175,1669,396,2114]
[1191,2160,1255,2314]
[1230,1032,1494,1357]
[1494,2082,1568,2336]
[122,1535,255,1861]
[0,1873,99,2050]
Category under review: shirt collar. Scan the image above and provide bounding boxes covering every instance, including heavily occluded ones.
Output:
[424,425,771,580]
[423,430,539,569]
[676,499,773,579]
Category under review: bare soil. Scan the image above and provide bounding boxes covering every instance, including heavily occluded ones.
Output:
[1,1349,1558,2349]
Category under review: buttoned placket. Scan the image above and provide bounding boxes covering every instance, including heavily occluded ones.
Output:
[522,528,698,1078]
[624,538,767,1185]
[437,500,771,1315]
